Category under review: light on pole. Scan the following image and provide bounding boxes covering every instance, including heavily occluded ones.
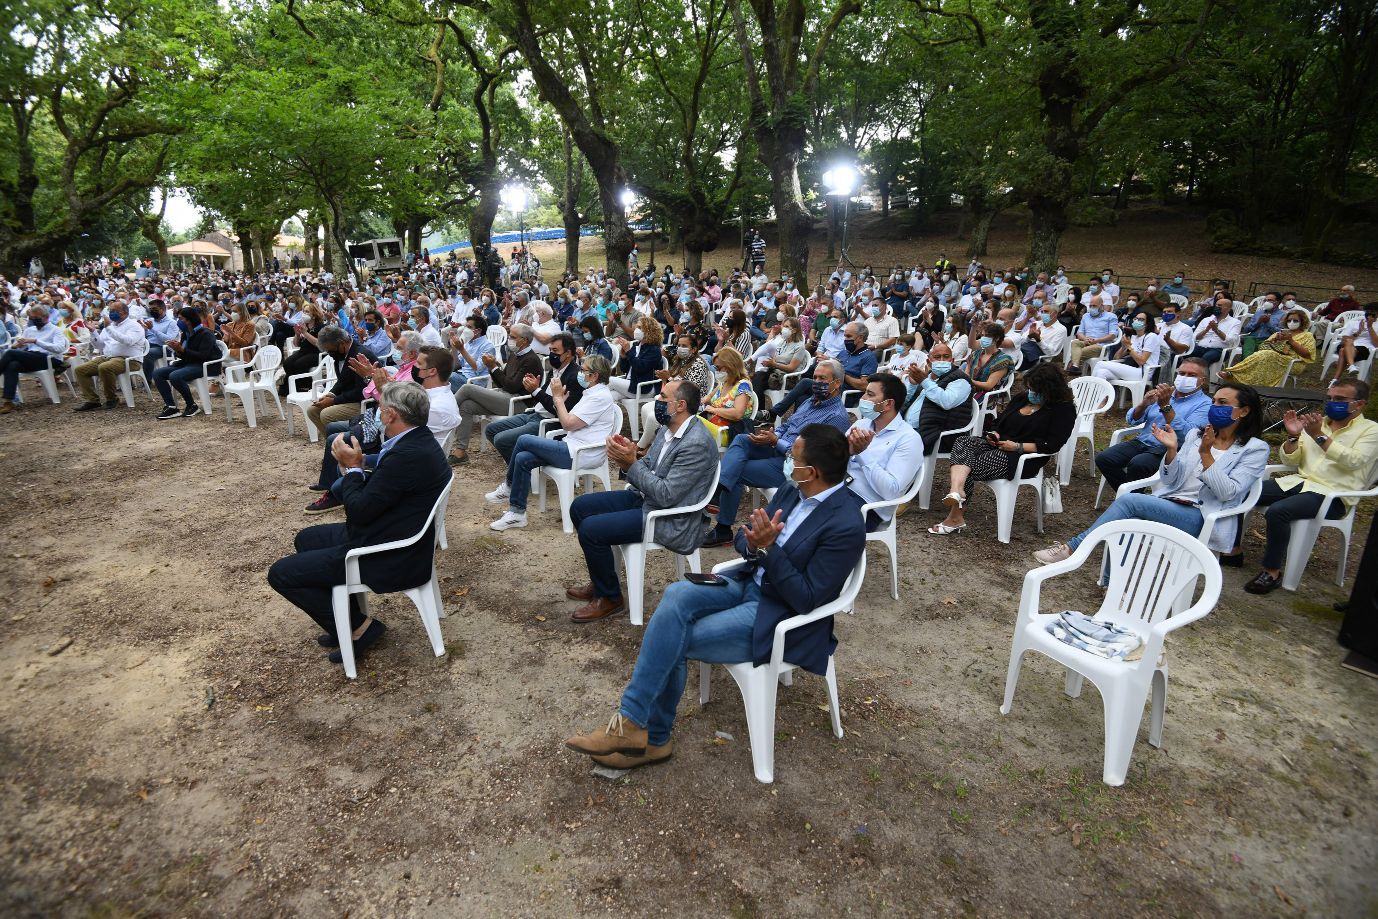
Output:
[501,184,528,253]
[619,188,636,211]
[822,164,860,269]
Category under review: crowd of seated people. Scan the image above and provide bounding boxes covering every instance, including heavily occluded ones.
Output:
[6,258,1377,777]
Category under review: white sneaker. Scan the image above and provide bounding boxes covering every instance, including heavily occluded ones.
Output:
[484,482,511,504]
[490,510,527,531]
[1032,543,1072,565]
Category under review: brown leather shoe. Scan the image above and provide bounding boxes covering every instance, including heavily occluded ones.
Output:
[0,400,12,415]
[565,581,596,601]
[565,712,647,756]
[591,741,674,770]
[571,596,625,623]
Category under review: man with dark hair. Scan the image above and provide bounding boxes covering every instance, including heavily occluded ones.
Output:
[846,372,924,529]
[564,380,720,622]
[483,331,584,469]
[565,423,866,770]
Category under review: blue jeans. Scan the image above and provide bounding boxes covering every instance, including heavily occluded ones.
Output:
[485,410,542,462]
[506,433,572,511]
[1067,493,1203,551]
[316,420,355,488]
[716,434,786,526]
[1019,339,1044,368]
[152,363,204,407]
[572,489,646,599]
[619,577,760,745]
[1188,346,1223,366]
[1094,438,1164,490]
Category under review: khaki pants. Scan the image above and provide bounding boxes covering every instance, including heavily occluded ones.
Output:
[307,401,360,439]
[454,383,521,451]
[77,356,140,403]
[1069,341,1107,368]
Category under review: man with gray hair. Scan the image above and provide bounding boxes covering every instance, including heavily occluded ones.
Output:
[306,325,375,439]
[447,322,543,465]
[268,380,452,669]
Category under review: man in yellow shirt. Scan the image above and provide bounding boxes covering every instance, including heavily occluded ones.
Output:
[1236,379,1378,593]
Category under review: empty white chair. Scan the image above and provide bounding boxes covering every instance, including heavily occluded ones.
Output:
[1260,463,1378,591]
[332,475,454,680]
[1058,376,1115,485]
[224,345,286,428]
[616,464,720,626]
[534,405,624,533]
[978,451,1050,544]
[1000,520,1222,786]
[698,554,866,784]
[285,354,335,442]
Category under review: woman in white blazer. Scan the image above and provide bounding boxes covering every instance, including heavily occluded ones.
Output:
[1033,383,1269,561]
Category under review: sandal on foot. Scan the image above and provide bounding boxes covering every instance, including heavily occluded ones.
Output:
[927,522,966,535]
[941,492,965,509]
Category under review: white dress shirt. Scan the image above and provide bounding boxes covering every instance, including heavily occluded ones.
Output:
[846,414,924,520]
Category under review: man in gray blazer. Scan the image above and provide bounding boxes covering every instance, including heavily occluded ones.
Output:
[566,380,719,622]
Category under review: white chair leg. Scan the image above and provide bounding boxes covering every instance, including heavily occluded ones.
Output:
[1064,670,1084,698]
[407,577,446,657]
[1280,519,1322,591]
[119,374,134,407]
[626,401,641,440]
[778,669,793,687]
[268,389,285,419]
[824,657,844,738]
[730,665,780,784]
[556,476,575,535]
[1148,666,1168,748]
[698,661,712,705]
[994,486,1016,544]
[624,545,646,627]
[331,587,358,680]
[242,394,258,428]
[1058,441,1074,487]
[684,550,702,574]
[1335,521,1353,586]
[1034,479,1045,534]
[878,529,898,599]
[1099,682,1148,787]
[999,641,1027,715]
[918,454,936,510]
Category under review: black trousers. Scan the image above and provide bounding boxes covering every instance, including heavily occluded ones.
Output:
[267,523,367,637]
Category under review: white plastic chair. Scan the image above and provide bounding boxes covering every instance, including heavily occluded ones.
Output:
[477,391,534,453]
[764,352,813,411]
[285,354,335,442]
[1058,376,1115,485]
[533,405,624,533]
[16,352,70,404]
[697,554,866,784]
[1093,425,1141,509]
[1113,470,1264,554]
[1319,309,1362,356]
[623,356,667,441]
[1168,294,1188,309]
[1262,463,1378,591]
[979,450,1050,544]
[332,474,454,680]
[999,520,1222,786]
[223,345,285,428]
[861,463,925,599]
[114,340,153,407]
[971,371,1015,437]
[916,416,977,510]
[615,464,720,626]
[191,342,231,415]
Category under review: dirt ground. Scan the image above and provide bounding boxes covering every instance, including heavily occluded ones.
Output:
[3,212,1377,917]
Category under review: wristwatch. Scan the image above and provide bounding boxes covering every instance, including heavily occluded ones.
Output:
[1314,434,1330,446]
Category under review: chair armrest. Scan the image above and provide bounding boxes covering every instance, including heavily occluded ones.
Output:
[1315,484,1378,518]
[711,558,750,576]
[1265,463,1298,475]
[566,438,606,469]
[1011,451,1053,479]
[632,376,659,396]
[1105,426,1138,447]
[505,393,533,413]
[1115,472,1161,498]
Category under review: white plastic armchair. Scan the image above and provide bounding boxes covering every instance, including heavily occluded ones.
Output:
[533,405,624,533]
[477,390,535,453]
[1260,463,1378,591]
[980,449,1051,544]
[1094,425,1143,508]
[16,351,71,404]
[115,339,152,407]
[331,474,454,679]
[1112,470,1264,555]
[764,352,813,411]
[191,342,231,415]
[917,415,978,510]
[615,463,721,626]
[223,345,285,428]
[697,554,866,784]
[1168,294,1188,309]
[1059,376,1116,485]
[285,354,335,442]
[860,463,925,599]
[1319,309,1362,355]
[999,520,1222,786]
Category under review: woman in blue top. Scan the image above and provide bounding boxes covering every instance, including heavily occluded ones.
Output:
[608,316,664,400]
[1033,383,1269,563]
[579,315,614,363]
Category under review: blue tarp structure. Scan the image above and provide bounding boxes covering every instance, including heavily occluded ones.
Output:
[428,226,603,257]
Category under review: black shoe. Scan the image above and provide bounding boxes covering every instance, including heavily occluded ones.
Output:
[1219,552,1244,568]
[307,483,331,492]
[700,524,734,548]
[103,399,119,409]
[329,619,387,664]
[156,405,181,420]
[1243,570,1282,594]
[316,632,340,649]
[74,401,102,412]
[181,404,202,418]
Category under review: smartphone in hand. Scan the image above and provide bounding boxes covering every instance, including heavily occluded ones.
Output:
[685,572,729,586]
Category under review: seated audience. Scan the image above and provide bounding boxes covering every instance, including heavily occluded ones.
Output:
[700,346,754,445]
[763,322,876,420]
[1187,297,1241,367]
[0,304,68,414]
[1232,380,1378,593]
[702,359,851,546]
[448,323,543,465]
[487,354,618,531]
[846,373,924,528]
[447,313,495,389]
[565,381,719,622]
[1330,302,1377,382]
[73,301,146,411]
[267,381,451,667]
[152,306,221,420]
[929,362,1075,535]
[901,343,974,453]
[1017,301,1068,367]
[1034,383,1269,563]
[1091,310,1162,385]
[564,424,865,771]
[1095,358,1212,490]
[1219,307,1315,387]
[483,332,583,463]
[305,326,375,439]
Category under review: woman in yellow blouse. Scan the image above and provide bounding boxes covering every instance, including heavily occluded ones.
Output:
[1219,307,1315,387]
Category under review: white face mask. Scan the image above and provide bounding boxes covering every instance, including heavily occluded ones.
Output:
[1287,320,1302,330]
[633,328,644,342]
[1174,374,1198,394]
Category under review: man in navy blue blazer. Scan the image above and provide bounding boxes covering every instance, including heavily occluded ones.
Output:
[565,424,866,770]
[268,381,451,667]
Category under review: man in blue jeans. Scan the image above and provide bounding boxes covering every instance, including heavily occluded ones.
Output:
[565,424,866,770]
[701,359,851,546]
[482,333,582,462]
[1094,358,1212,491]
[565,380,719,622]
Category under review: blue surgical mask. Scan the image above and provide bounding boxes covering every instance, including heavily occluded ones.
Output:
[857,399,880,420]
[943,322,953,334]
[1032,299,1044,308]
[1027,391,1044,405]
[1163,313,1177,323]
[1207,404,1236,429]
[1088,308,1101,318]
[1041,314,1055,325]
[930,360,952,376]
[407,318,417,329]
[829,317,840,329]
[869,306,880,318]
[895,346,908,357]
[1324,399,1352,421]
[576,370,589,388]
[979,336,994,350]
[1132,319,1146,331]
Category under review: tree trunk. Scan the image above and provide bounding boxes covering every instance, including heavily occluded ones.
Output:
[1114,166,1135,210]
[321,228,333,275]
[557,129,582,275]
[303,214,320,270]
[967,208,996,259]
[235,224,257,273]
[407,216,424,256]
[468,176,501,259]
[258,226,276,271]
[324,196,360,285]
[764,147,813,282]
[1025,196,1068,274]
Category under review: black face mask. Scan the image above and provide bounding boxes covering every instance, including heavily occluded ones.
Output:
[410,366,425,384]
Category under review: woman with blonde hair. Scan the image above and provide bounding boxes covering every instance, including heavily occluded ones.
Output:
[1219,307,1316,387]
[700,345,753,445]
